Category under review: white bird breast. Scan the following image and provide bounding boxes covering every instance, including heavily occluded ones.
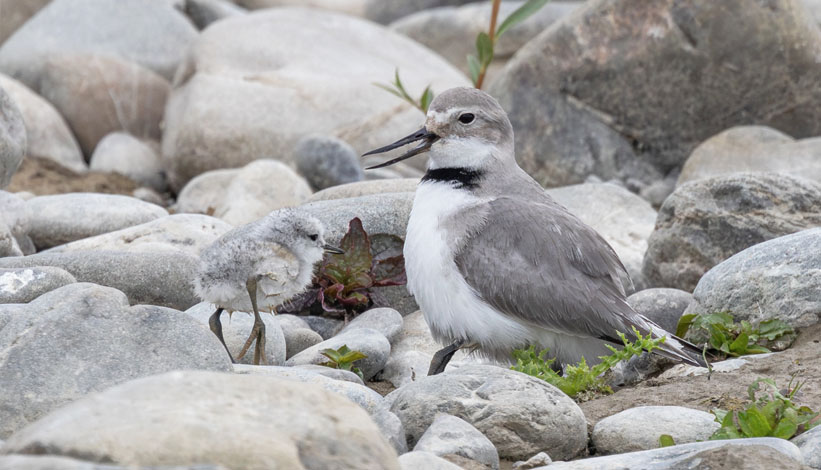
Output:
[404,181,533,351]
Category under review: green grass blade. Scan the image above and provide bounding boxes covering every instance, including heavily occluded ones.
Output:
[496,0,551,38]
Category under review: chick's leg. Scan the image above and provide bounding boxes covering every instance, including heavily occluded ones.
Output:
[236,277,267,365]
[208,307,235,363]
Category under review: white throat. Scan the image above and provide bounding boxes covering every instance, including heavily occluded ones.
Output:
[427,137,495,170]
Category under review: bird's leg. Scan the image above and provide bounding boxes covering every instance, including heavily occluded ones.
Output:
[428,340,464,376]
[208,307,235,363]
[236,277,267,365]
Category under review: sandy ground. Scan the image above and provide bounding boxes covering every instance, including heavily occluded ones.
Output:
[581,324,821,430]
[7,156,138,196]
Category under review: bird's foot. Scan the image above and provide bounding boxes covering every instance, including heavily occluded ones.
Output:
[428,340,464,376]
[236,315,266,364]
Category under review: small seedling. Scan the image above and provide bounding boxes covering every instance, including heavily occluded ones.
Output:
[710,376,819,440]
[320,345,368,380]
[511,328,664,399]
[676,312,795,358]
[468,0,551,88]
[374,68,434,113]
[280,217,406,320]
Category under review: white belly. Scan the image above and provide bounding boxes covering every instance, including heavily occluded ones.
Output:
[404,181,614,365]
[404,182,532,355]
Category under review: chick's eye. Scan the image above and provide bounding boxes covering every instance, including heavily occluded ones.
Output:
[309,234,318,241]
[458,113,475,124]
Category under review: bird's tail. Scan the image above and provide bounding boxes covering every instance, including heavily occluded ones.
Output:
[636,315,709,368]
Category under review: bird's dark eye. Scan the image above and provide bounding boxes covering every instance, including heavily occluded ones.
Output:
[309,234,318,241]
[458,113,475,124]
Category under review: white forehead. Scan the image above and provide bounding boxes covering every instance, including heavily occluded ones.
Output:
[427,109,452,125]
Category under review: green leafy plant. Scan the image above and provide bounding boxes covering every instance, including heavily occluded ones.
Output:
[374,68,434,113]
[676,312,795,358]
[658,434,676,448]
[710,376,819,440]
[511,328,665,399]
[321,345,368,380]
[469,0,551,88]
[280,217,406,320]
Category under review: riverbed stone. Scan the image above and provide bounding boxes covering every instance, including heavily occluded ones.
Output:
[0,283,231,439]
[388,365,587,461]
[0,371,400,469]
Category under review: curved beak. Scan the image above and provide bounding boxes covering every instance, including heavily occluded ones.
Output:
[362,127,439,169]
[323,244,345,255]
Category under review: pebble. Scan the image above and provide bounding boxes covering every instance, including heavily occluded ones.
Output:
[792,424,821,469]
[285,327,391,381]
[388,365,588,461]
[0,266,76,304]
[591,406,720,454]
[293,134,364,191]
[398,451,462,470]
[89,133,166,192]
[414,414,500,470]
[626,288,693,333]
[339,307,404,343]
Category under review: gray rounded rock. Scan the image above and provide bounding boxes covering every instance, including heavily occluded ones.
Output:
[1,371,400,469]
[0,73,85,173]
[388,365,588,461]
[301,315,343,339]
[283,327,323,359]
[592,406,720,455]
[414,414,499,470]
[38,53,170,157]
[679,126,821,186]
[398,451,462,470]
[234,364,406,453]
[184,0,247,29]
[791,423,821,469]
[0,283,231,439]
[308,178,420,202]
[185,302,287,366]
[339,307,404,343]
[25,193,168,250]
[0,0,197,84]
[684,227,821,328]
[174,168,239,215]
[285,327,391,381]
[643,173,821,291]
[0,85,25,189]
[0,250,200,310]
[294,134,364,191]
[0,266,76,304]
[627,288,693,333]
[90,132,166,192]
[490,0,821,189]
[44,214,232,257]
[546,438,804,470]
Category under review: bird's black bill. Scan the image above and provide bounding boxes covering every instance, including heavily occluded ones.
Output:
[362,127,439,169]
[323,244,345,255]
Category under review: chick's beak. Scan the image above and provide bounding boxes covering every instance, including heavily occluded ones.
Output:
[362,127,439,169]
[323,244,345,255]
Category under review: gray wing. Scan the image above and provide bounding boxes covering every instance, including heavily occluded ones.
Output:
[454,196,706,366]
[454,195,638,344]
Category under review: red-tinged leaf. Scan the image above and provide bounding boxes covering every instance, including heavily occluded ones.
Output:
[338,217,373,272]
[319,285,344,312]
[336,290,370,309]
[372,255,407,286]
